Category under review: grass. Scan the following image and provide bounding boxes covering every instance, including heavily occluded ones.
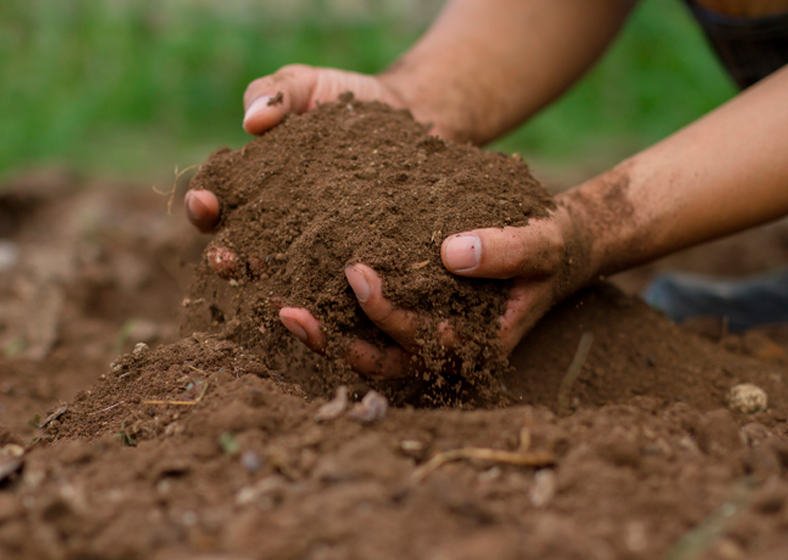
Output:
[0,0,737,182]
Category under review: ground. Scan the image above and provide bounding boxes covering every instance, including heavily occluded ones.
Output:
[2,167,788,560]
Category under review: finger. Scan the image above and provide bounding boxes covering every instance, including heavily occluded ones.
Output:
[441,220,564,280]
[497,280,554,356]
[345,264,425,354]
[243,64,319,135]
[185,189,220,233]
[279,307,409,379]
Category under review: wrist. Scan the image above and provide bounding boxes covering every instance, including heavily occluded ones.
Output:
[376,66,477,143]
[549,200,599,300]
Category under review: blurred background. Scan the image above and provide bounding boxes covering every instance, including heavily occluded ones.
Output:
[0,0,737,187]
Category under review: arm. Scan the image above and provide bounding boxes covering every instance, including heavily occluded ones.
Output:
[379,0,637,143]
[563,63,788,282]
[241,0,637,143]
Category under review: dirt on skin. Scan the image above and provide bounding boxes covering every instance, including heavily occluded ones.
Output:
[3,137,788,557]
[184,95,555,406]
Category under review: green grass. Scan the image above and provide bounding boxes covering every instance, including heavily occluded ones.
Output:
[0,0,737,182]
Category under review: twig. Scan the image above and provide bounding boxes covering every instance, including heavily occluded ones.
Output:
[143,382,209,406]
[412,448,555,483]
[152,164,200,215]
[557,332,594,415]
[89,401,126,415]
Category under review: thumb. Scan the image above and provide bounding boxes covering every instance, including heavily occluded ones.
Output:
[242,64,319,135]
[441,221,565,280]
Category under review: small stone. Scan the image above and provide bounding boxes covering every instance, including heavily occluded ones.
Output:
[314,385,349,422]
[529,469,556,507]
[727,383,768,414]
[240,450,262,474]
[347,390,388,424]
[132,342,149,355]
[206,246,239,279]
[0,240,19,272]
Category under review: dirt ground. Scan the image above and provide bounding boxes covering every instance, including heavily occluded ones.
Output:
[2,153,788,557]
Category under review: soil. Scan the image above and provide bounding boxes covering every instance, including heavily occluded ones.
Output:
[184,95,554,406]
[2,120,788,558]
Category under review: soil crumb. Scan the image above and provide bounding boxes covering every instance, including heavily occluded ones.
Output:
[184,94,554,405]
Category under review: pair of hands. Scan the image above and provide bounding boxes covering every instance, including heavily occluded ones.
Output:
[185,64,592,380]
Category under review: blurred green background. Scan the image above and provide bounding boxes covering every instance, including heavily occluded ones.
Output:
[0,0,737,184]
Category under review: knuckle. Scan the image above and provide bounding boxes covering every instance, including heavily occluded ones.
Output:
[498,230,527,277]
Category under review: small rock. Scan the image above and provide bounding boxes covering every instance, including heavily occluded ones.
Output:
[241,450,262,474]
[347,390,388,424]
[529,469,556,507]
[0,240,19,272]
[132,342,149,355]
[727,383,768,414]
[314,385,349,422]
[206,246,239,279]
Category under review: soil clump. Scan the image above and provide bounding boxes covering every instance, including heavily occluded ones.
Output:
[184,94,554,405]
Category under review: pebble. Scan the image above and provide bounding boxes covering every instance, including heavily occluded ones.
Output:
[727,383,768,414]
[529,469,556,507]
[241,450,262,474]
[0,240,19,272]
[132,342,149,355]
[347,390,389,424]
[206,246,239,279]
[314,385,349,422]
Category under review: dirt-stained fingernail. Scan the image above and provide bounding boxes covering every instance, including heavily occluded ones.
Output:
[280,316,308,342]
[444,234,481,272]
[345,265,371,302]
[185,192,208,220]
[243,96,273,125]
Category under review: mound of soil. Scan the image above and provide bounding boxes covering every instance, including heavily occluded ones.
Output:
[4,145,788,559]
[184,94,554,404]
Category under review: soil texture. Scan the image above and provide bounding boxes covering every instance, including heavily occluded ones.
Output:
[2,143,788,557]
[184,95,554,405]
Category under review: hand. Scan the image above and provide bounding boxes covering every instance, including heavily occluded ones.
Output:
[279,203,593,379]
[185,64,431,232]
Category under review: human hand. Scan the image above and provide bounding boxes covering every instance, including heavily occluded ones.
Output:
[185,64,429,231]
[278,204,593,379]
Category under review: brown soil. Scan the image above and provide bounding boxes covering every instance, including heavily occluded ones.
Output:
[2,122,788,558]
[184,95,554,406]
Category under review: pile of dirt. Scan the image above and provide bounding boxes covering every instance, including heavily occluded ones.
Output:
[3,125,788,559]
[183,95,554,405]
[8,334,788,560]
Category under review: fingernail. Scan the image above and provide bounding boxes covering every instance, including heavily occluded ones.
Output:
[444,234,481,272]
[243,96,273,125]
[185,192,208,220]
[345,265,371,302]
[280,316,308,342]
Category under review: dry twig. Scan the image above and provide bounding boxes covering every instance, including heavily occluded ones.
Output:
[143,381,209,406]
[412,448,555,483]
[557,331,594,415]
[152,164,201,215]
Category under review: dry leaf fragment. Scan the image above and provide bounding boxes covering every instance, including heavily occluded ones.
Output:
[314,385,349,422]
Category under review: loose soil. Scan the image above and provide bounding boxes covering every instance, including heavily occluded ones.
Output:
[185,95,554,405]
[2,106,788,559]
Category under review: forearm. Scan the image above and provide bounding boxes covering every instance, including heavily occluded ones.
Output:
[379,0,637,144]
[561,64,788,281]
